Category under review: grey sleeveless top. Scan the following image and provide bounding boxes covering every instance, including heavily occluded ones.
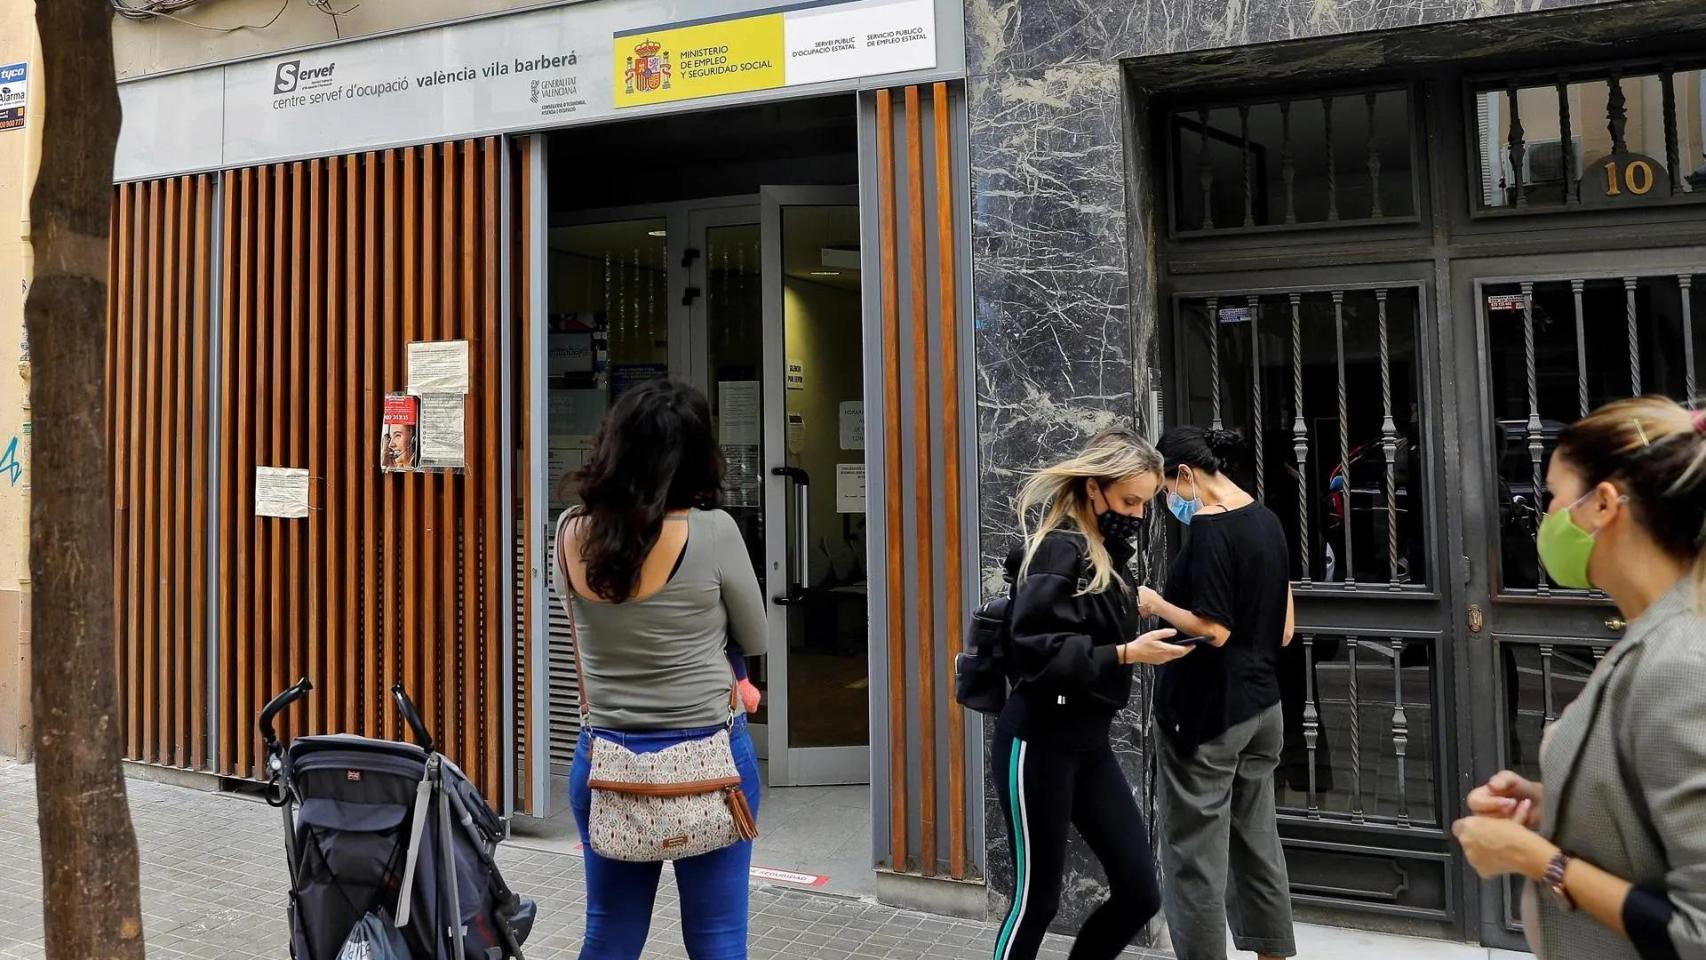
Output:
[553,508,768,730]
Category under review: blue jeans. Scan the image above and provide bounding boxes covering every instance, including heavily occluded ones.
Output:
[569,716,762,960]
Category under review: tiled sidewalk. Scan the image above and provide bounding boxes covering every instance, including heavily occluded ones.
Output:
[0,761,1517,959]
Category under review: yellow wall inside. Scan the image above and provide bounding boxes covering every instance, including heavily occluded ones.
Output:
[782,276,863,585]
[0,0,38,758]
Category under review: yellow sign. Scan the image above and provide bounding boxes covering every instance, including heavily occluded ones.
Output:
[614,14,786,108]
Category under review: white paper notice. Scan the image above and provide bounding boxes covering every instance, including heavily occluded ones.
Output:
[835,463,866,514]
[787,411,805,453]
[418,394,466,468]
[407,340,470,396]
[550,388,606,437]
[839,401,864,450]
[719,381,761,446]
[786,359,806,391]
[255,467,310,519]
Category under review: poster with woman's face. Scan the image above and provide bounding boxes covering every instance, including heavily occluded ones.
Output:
[382,394,420,471]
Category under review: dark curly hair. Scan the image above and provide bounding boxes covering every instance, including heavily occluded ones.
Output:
[570,379,723,602]
[1156,425,1245,477]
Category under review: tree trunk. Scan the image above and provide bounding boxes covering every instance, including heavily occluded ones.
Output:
[26,2,143,959]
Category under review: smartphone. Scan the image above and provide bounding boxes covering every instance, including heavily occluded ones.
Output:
[1173,635,1214,648]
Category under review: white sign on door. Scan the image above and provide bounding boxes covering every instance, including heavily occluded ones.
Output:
[835,463,866,513]
[839,401,863,450]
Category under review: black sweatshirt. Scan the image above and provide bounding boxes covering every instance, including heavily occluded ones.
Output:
[996,530,1142,749]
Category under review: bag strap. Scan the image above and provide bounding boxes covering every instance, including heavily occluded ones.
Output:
[557,510,593,722]
[558,508,742,725]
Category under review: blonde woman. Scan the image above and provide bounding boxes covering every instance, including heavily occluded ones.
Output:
[993,427,1194,960]
[1453,396,1706,960]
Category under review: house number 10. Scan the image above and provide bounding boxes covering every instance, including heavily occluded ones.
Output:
[1602,158,1658,196]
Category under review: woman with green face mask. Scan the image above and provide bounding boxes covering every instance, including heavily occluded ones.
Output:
[1453,395,1706,960]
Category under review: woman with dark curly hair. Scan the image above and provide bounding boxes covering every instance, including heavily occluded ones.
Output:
[552,378,767,959]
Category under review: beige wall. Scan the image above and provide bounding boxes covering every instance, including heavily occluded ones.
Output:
[0,0,38,759]
[113,0,564,80]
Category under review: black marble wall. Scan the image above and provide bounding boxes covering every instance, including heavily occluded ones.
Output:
[964,0,1634,939]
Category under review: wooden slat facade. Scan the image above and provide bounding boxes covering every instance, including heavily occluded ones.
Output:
[868,83,978,880]
[107,140,523,806]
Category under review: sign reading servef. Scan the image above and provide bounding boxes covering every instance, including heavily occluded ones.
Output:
[274,59,336,94]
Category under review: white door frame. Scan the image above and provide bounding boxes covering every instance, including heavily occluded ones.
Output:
[759,185,868,787]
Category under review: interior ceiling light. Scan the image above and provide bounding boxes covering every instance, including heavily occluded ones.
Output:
[810,270,841,277]
[647,229,667,238]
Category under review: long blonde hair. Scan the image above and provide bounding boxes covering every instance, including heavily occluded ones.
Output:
[1015,427,1164,595]
[1554,395,1706,610]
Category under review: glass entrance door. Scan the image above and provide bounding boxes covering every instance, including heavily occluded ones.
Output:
[689,189,869,786]
[760,186,869,787]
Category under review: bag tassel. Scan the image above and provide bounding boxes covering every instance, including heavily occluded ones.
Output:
[725,787,759,841]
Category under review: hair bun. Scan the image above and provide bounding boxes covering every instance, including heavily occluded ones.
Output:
[1205,429,1244,454]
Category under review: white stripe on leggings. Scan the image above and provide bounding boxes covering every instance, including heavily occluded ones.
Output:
[999,740,1031,960]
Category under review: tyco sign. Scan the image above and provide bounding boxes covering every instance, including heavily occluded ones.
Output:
[0,62,27,132]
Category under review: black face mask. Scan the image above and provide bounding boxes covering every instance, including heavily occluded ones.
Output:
[1097,509,1145,543]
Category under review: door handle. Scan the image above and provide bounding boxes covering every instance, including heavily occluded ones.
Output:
[772,466,809,606]
[1605,616,1627,632]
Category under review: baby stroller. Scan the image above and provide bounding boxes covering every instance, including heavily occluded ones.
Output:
[260,679,537,960]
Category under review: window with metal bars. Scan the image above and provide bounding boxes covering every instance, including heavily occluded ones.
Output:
[1480,272,1702,594]
[1471,62,1706,213]
[1167,87,1420,235]
[1174,285,1430,590]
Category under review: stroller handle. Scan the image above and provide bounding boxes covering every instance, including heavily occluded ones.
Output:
[392,684,436,753]
[258,677,312,754]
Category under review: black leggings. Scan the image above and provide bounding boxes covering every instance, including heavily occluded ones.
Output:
[992,728,1162,960]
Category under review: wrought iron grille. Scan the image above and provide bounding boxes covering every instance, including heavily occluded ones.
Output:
[1499,639,1605,780]
[1482,272,1702,594]
[1473,63,1706,212]
[1169,88,1419,235]
[1279,631,1440,828]
[1176,285,1429,590]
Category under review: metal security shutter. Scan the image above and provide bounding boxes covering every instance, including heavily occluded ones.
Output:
[544,522,582,774]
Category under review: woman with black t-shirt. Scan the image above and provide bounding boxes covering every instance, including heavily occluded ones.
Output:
[1139,426,1297,960]
[992,428,1196,960]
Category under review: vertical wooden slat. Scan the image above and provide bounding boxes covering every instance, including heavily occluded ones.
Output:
[382,150,400,736]
[420,146,439,742]
[270,165,288,741]
[876,88,908,874]
[157,177,177,764]
[905,86,938,878]
[324,157,345,733]
[399,148,419,738]
[483,140,503,802]
[438,142,459,763]
[253,166,274,773]
[288,162,307,732]
[141,179,163,763]
[366,153,384,739]
[461,140,481,781]
[932,81,967,880]
[345,156,364,735]
[235,169,256,776]
[166,177,187,765]
[218,173,240,772]
[113,184,135,759]
[190,176,211,769]
[308,160,325,734]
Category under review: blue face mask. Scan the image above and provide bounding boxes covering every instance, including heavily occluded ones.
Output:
[1168,470,1204,526]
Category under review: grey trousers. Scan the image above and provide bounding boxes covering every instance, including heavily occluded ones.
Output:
[1157,703,1296,960]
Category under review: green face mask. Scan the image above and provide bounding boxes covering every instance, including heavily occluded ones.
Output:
[1535,492,1606,590]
